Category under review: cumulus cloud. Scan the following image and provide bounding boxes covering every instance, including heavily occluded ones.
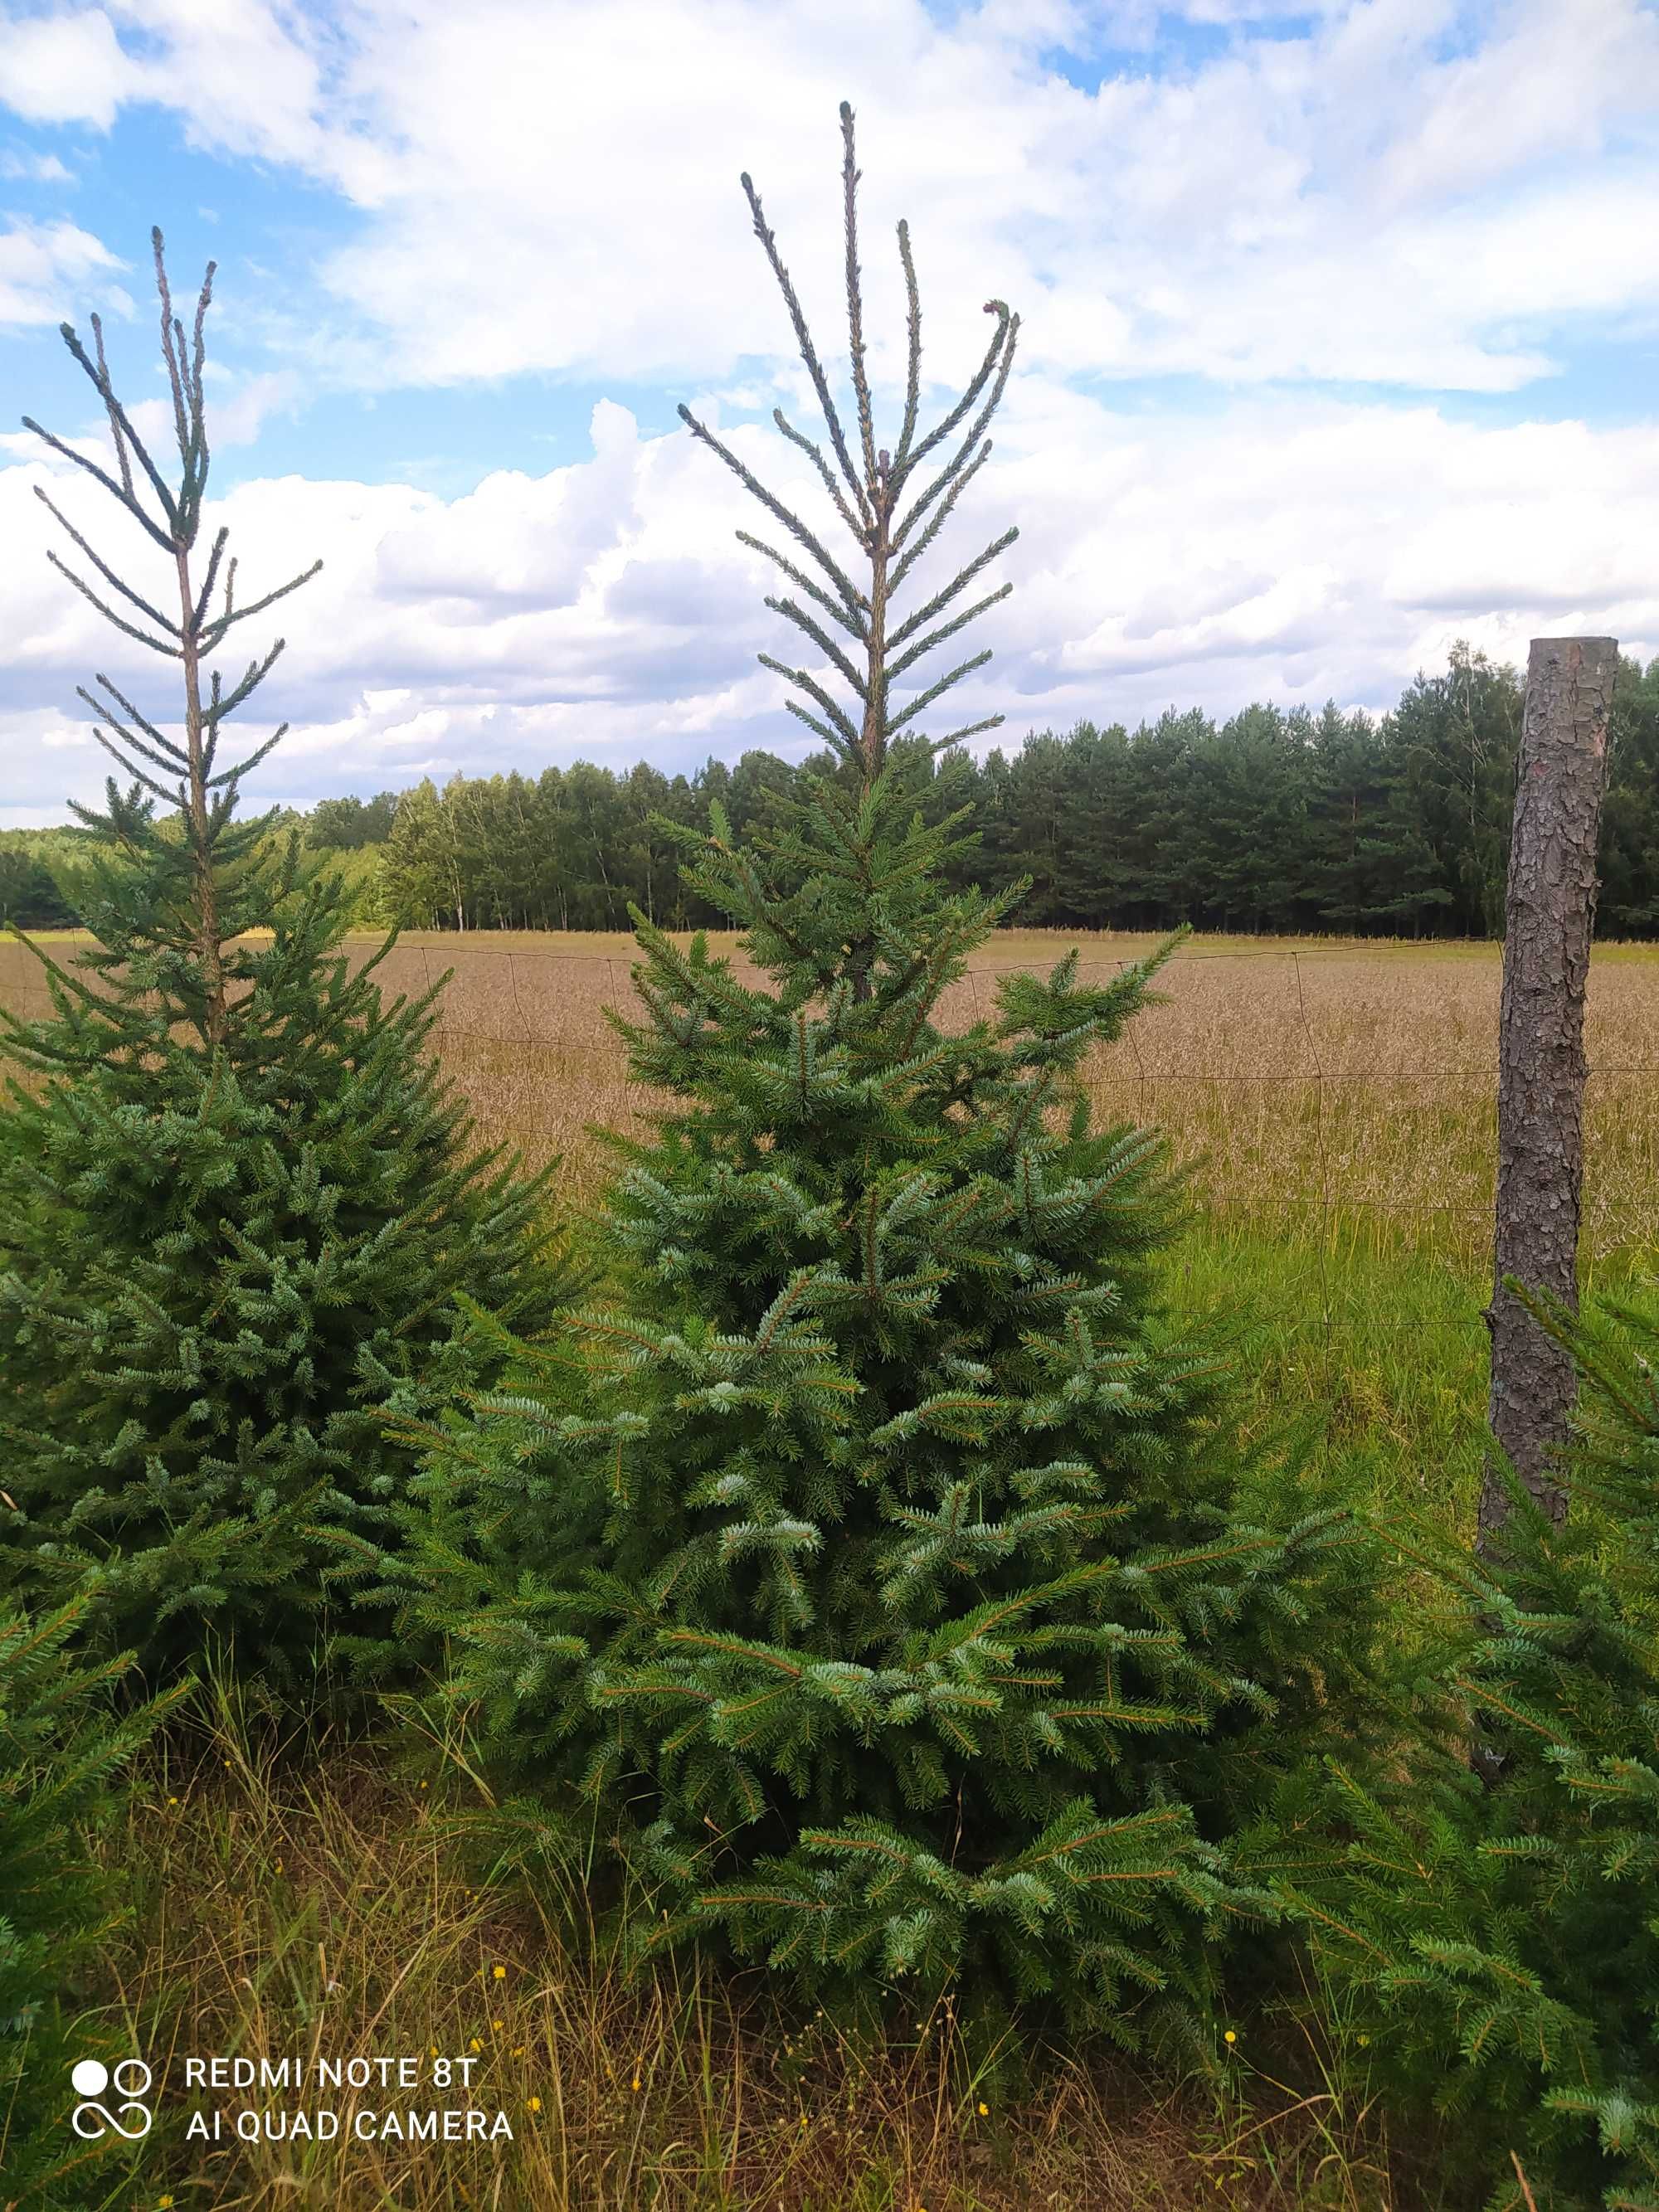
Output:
[3,389,1655,824]
[0,214,119,323]
[2,0,1657,824]
[3,0,1657,396]
[0,6,135,129]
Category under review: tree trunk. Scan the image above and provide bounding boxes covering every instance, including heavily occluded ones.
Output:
[1478,636,1618,1548]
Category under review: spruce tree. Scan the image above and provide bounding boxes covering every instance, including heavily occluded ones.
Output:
[0,1577,185,2208]
[409,105,1377,2049]
[1282,1287,1659,2209]
[0,232,565,1688]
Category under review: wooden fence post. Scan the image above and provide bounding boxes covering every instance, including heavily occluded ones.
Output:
[1478,635,1618,1550]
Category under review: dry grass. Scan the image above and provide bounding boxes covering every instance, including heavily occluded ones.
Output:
[11,923,1618,1280]
[86,1695,1400,2212]
[10,921,1659,1322]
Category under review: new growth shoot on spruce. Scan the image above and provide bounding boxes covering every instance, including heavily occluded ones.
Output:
[677,100,1018,991]
[20,229,320,1046]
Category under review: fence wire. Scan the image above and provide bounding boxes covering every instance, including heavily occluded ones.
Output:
[5,934,1657,1380]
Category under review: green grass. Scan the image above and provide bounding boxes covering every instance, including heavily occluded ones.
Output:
[46,1214,1495,2212]
[1170,1221,1489,1525]
[75,1684,1406,2212]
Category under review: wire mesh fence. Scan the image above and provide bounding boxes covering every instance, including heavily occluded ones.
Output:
[6,932,1657,1360]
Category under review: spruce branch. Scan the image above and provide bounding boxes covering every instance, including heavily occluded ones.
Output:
[771,407,867,545]
[889,526,1018,644]
[58,313,183,532]
[886,649,994,739]
[740,166,869,527]
[89,311,134,498]
[887,586,1012,684]
[20,413,176,552]
[87,676,187,764]
[762,596,869,698]
[890,445,995,590]
[757,654,862,750]
[209,637,287,726]
[76,685,187,781]
[735,531,868,643]
[929,712,1005,754]
[201,559,321,646]
[33,485,177,637]
[84,719,178,803]
[899,299,1014,484]
[42,549,182,659]
[678,403,865,615]
[207,727,288,788]
[192,526,230,630]
[839,100,879,496]
[781,698,851,756]
[894,219,922,472]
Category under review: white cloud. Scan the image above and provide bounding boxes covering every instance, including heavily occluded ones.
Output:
[2,0,1657,823]
[0,214,119,323]
[1373,0,1658,207]
[3,0,1657,396]
[191,369,299,449]
[0,7,135,129]
[3,388,1655,818]
[0,148,73,181]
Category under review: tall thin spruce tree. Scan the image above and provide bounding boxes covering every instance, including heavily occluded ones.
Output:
[0,233,567,1688]
[408,105,1380,2047]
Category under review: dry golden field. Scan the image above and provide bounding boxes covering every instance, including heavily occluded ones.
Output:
[8,926,1659,1282]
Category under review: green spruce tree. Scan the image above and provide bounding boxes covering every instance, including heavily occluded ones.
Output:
[0,1578,185,2208]
[408,106,1379,2050]
[0,232,565,1689]
[1282,1286,1659,2209]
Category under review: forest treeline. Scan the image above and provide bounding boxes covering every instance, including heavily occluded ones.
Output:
[8,642,1659,938]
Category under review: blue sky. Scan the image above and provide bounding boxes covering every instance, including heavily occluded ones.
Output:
[2,0,1657,826]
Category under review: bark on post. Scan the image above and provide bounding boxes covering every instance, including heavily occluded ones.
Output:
[1478,636,1618,1549]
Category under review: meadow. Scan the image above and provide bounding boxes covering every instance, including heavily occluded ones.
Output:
[378,926,1659,1506]
[8,926,1657,2210]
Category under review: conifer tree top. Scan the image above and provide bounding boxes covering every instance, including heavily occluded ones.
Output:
[18,230,321,1049]
[678,100,1019,791]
